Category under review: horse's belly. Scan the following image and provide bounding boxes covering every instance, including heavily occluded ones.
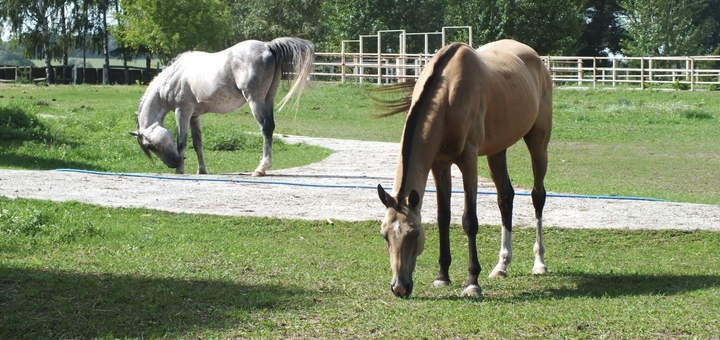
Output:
[195,88,247,114]
[477,104,538,155]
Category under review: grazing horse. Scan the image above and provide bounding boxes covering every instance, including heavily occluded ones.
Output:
[129,37,314,176]
[375,39,553,298]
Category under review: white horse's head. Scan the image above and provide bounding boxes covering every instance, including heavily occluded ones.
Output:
[129,122,183,168]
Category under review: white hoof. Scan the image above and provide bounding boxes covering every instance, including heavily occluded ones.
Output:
[488,269,507,278]
[532,266,548,275]
[252,170,266,177]
[432,280,451,288]
[461,284,482,297]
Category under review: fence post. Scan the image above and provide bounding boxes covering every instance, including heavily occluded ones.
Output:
[690,57,695,91]
[577,58,582,86]
[640,58,645,90]
[341,44,346,83]
[612,59,617,87]
[359,38,364,84]
[593,57,597,89]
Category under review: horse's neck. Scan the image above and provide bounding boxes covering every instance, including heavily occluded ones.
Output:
[392,133,440,208]
[137,87,168,128]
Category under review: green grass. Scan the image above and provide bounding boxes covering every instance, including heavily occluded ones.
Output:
[2,197,719,339]
[0,84,331,174]
[1,84,720,338]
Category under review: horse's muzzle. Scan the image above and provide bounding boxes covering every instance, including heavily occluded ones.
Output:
[163,155,184,168]
[390,280,414,298]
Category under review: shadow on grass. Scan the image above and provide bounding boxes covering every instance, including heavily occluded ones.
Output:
[545,272,720,298]
[0,151,101,171]
[416,272,720,302]
[0,266,312,338]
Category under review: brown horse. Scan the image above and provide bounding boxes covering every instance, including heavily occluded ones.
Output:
[375,39,553,298]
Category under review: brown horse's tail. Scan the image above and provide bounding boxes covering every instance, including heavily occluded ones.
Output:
[266,37,315,112]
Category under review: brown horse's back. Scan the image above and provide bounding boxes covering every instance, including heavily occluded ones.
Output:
[474,39,552,156]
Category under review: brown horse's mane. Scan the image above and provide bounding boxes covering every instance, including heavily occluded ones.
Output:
[371,42,467,202]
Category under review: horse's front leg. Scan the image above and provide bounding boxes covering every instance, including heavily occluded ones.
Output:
[174,106,193,175]
[190,115,207,174]
[456,145,481,297]
[431,161,453,288]
[248,100,274,176]
[487,150,514,278]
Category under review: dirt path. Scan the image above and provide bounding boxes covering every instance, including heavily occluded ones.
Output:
[1,135,718,231]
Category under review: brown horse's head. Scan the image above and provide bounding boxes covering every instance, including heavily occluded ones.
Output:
[129,122,183,168]
[377,185,425,298]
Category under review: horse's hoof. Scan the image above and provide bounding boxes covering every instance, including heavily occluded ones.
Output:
[488,270,507,278]
[461,284,482,297]
[532,266,548,275]
[432,279,451,288]
[252,170,266,177]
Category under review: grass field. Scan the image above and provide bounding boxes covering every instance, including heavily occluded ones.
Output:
[1,83,719,338]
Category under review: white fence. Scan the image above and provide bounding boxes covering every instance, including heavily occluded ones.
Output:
[312,52,720,90]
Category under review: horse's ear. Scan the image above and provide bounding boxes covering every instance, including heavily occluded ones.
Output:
[377,184,395,208]
[129,131,141,137]
[408,190,420,208]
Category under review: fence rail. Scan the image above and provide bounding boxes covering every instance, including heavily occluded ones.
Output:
[3,55,720,90]
[313,53,720,90]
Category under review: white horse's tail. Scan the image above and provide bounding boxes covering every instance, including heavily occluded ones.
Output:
[266,37,315,112]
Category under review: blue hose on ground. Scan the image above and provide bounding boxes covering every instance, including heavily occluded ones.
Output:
[50,168,666,202]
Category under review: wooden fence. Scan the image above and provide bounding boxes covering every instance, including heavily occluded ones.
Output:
[312,53,720,90]
[0,65,160,85]
[3,54,720,90]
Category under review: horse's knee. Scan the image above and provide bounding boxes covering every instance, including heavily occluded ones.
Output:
[261,118,275,136]
[462,214,479,235]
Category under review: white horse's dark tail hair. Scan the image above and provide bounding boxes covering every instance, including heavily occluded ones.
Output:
[266,37,315,112]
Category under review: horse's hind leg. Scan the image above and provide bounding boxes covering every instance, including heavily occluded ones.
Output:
[487,149,514,278]
[247,99,274,176]
[523,121,551,275]
[190,115,207,174]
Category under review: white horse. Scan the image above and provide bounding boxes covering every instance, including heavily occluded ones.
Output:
[129,37,314,176]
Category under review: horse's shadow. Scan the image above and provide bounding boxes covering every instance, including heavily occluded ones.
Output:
[0,266,312,338]
[418,272,720,302]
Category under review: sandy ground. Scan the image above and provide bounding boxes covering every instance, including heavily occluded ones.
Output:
[1,135,718,231]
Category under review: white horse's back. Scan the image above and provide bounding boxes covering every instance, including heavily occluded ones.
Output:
[133,37,315,176]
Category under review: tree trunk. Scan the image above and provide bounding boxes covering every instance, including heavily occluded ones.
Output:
[144,54,151,84]
[61,6,69,84]
[44,45,54,85]
[102,6,110,85]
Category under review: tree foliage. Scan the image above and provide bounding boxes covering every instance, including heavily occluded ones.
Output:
[226,0,326,47]
[619,0,716,56]
[578,0,626,57]
[115,0,230,64]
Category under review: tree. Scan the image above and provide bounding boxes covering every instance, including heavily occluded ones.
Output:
[445,0,587,55]
[321,0,447,52]
[496,0,587,55]
[619,0,716,56]
[115,0,230,64]
[226,0,326,47]
[445,0,503,47]
[578,0,626,57]
[700,0,720,53]
[0,0,64,83]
